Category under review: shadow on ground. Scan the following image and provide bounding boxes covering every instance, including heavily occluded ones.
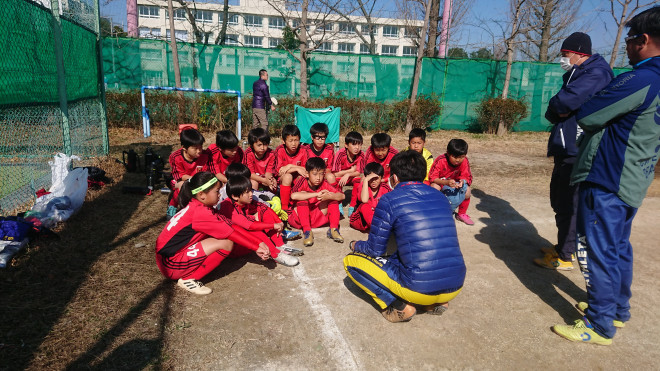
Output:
[472,189,585,322]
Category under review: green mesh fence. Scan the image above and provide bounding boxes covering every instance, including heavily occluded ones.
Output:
[102,37,631,132]
[0,0,108,214]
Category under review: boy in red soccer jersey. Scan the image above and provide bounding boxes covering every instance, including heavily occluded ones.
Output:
[155,172,273,295]
[275,125,308,210]
[429,139,474,225]
[244,127,277,192]
[167,128,213,219]
[209,130,244,184]
[407,128,434,184]
[349,162,391,232]
[289,157,344,246]
[364,133,399,181]
[305,122,336,184]
[219,175,303,261]
[331,131,365,216]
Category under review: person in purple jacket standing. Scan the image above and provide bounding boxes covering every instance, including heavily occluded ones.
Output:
[252,69,275,130]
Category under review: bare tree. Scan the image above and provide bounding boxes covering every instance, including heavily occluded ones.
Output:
[316,0,385,54]
[520,0,580,62]
[265,0,341,103]
[167,0,183,90]
[608,0,660,67]
[406,0,433,132]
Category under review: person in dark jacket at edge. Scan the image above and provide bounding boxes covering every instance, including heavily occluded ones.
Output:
[252,69,275,130]
[534,32,613,271]
[552,6,660,345]
[344,150,466,323]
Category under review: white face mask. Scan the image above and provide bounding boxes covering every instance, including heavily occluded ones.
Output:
[559,57,573,71]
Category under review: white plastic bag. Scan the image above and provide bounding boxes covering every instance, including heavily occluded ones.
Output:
[48,153,81,196]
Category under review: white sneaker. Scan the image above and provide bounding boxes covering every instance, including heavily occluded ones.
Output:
[273,253,300,267]
[177,278,212,295]
[278,244,304,256]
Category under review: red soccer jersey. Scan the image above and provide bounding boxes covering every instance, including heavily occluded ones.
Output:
[364,146,399,179]
[208,143,244,176]
[243,147,276,177]
[218,198,273,231]
[428,153,473,185]
[155,199,234,257]
[274,144,308,174]
[331,148,366,174]
[353,181,391,208]
[169,148,213,181]
[292,177,339,207]
[304,143,335,168]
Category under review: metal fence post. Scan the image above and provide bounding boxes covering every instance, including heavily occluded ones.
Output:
[50,0,72,156]
[94,0,109,155]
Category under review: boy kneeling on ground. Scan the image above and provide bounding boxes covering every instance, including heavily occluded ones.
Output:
[344,150,466,323]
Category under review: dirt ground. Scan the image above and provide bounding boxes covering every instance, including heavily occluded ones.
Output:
[1,128,659,370]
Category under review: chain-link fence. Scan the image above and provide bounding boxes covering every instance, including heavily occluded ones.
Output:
[102,37,630,132]
[0,0,108,214]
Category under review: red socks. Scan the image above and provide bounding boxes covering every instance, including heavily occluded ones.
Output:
[296,201,312,231]
[280,185,292,210]
[328,201,340,229]
[458,197,470,215]
[186,249,230,280]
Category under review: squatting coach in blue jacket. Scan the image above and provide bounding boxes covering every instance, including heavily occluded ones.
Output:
[552,6,660,346]
[536,32,613,271]
[344,150,466,323]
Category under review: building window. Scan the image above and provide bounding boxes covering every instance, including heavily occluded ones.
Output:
[403,46,417,56]
[405,27,420,38]
[139,27,161,39]
[317,42,333,52]
[316,22,333,33]
[360,44,371,54]
[381,45,398,56]
[338,62,352,73]
[339,23,355,35]
[337,43,354,53]
[165,8,187,20]
[194,10,212,23]
[360,24,377,35]
[166,29,188,42]
[219,14,239,25]
[138,5,159,18]
[244,35,263,48]
[269,17,285,29]
[382,25,399,37]
[269,38,282,48]
[245,15,262,28]
[225,34,239,45]
[194,30,213,42]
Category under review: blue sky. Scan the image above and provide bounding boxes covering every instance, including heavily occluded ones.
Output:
[100,0,636,64]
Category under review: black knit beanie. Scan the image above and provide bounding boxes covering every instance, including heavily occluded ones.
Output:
[561,32,592,55]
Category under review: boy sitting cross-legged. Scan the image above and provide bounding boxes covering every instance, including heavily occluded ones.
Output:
[289,157,345,246]
[275,125,309,211]
[305,122,337,184]
[219,175,303,261]
[243,127,277,192]
[429,139,474,225]
[167,128,213,219]
[349,162,391,232]
[209,130,244,184]
[331,131,366,216]
[406,128,433,184]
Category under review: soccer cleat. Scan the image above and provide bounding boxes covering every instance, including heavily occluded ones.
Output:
[534,253,574,270]
[166,206,177,220]
[348,206,355,217]
[455,213,474,225]
[541,245,576,262]
[327,228,344,243]
[575,302,625,328]
[278,244,304,256]
[382,303,417,323]
[177,278,212,295]
[273,253,300,267]
[423,303,449,315]
[282,229,301,240]
[303,231,314,246]
[552,319,612,346]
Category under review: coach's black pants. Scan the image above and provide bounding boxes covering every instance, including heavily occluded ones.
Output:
[549,157,578,261]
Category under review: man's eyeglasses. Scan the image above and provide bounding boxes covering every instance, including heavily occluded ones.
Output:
[625,34,644,43]
[313,135,327,140]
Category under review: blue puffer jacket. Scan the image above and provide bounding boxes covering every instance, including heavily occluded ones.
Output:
[252,79,272,109]
[546,54,613,159]
[354,181,466,295]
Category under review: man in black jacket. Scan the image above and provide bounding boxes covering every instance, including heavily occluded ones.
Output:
[535,32,613,270]
[252,69,274,130]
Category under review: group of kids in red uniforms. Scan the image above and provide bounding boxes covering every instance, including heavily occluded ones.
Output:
[156,124,474,295]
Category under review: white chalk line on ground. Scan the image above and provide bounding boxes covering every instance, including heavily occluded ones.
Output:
[292,264,360,371]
